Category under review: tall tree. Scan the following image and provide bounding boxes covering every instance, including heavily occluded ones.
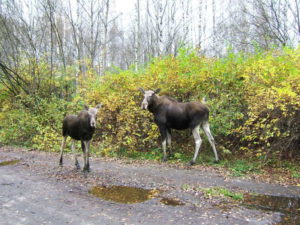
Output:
[134,0,140,71]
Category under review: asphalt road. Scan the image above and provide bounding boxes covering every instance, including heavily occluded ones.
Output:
[1,147,297,225]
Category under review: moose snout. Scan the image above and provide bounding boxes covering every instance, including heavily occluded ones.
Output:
[141,102,148,110]
[90,120,97,128]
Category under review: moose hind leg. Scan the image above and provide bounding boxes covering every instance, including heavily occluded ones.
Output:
[166,128,173,157]
[59,136,67,166]
[202,122,219,162]
[81,141,87,171]
[71,139,80,170]
[189,125,202,166]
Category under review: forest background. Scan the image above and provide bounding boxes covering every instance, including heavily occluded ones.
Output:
[0,0,299,174]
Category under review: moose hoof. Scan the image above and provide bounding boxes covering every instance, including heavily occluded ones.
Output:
[83,167,91,173]
[168,153,174,158]
[167,150,174,157]
[187,161,195,166]
[75,165,81,170]
[213,160,220,164]
[162,157,167,162]
[75,161,81,170]
[59,160,63,167]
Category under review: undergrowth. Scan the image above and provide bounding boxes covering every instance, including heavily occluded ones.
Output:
[0,47,299,165]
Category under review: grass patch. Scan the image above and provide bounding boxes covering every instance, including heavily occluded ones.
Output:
[182,184,193,191]
[106,148,164,161]
[200,187,244,201]
[278,161,300,178]
[292,172,300,178]
[99,146,195,163]
[222,159,262,177]
[133,148,163,161]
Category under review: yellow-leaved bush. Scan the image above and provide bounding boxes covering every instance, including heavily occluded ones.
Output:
[234,48,300,160]
[79,50,248,158]
[0,47,299,162]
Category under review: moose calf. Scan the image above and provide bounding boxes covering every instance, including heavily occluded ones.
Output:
[59,104,101,172]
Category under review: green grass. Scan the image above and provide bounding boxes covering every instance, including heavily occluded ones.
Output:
[280,161,300,178]
[131,149,219,164]
[292,172,300,178]
[182,184,192,191]
[101,146,195,162]
[221,159,262,177]
[132,148,163,161]
[288,164,300,178]
[105,147,164,161]
[200,187,244,201]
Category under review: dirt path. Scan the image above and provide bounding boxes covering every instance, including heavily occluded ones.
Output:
[1,147,299,225]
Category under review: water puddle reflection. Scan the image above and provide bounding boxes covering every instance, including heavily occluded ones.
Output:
[243,193,300,224]
[89,185,160,204]
[0,160,20,166]
[89,185,185,207]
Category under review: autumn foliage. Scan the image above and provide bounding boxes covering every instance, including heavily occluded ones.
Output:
[0,47,299,162]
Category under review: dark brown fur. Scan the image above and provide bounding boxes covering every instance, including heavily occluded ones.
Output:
[148,95,209,130]
[59,105,101,171]
[140,88,219,165]
[62,111,95,141]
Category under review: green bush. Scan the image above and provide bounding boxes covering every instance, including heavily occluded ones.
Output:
[234,48,300,161]
[0,95,81,151]
[0,47,299,163]
[79,49,247,158]
[0,59,83,151]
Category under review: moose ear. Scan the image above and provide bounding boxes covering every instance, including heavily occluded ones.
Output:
[96,104,102,109]
[138,87,145,94]
[154,88,161,94]
[84,105,89,110]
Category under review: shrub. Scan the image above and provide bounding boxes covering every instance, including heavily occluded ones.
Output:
[1,47,299,162]
[235,48,300,161]
[0,59,82,151]
[80,49,247,158]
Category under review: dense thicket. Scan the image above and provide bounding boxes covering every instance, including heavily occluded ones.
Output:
[0,47,299,162]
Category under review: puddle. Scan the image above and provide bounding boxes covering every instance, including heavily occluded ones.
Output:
[243,193,300,224]
[0,160,20,166]
[89,185,160,204]
[160,197,185,206]
[89,185,187,206]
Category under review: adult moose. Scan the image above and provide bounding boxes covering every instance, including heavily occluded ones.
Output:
[59,104,101,172]
[139,88,219,165]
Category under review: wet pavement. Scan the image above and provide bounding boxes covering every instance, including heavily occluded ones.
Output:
[1,147,299,224]
[243,194,300,224]
[88,185,160,204]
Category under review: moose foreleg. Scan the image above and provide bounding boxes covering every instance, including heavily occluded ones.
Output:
[59,136,67,166]
[159,126,168,162]
[86,140,91,171]
[82,140,91,172]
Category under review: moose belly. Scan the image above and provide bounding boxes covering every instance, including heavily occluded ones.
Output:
[167,119,190,130]
[69,129,95,141]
